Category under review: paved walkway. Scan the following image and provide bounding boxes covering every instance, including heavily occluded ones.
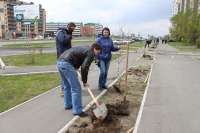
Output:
[137,44,200,133]
[0,65,57,76]
[0,50,146,133]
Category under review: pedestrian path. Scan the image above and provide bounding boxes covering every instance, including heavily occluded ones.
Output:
[137,44,200,133]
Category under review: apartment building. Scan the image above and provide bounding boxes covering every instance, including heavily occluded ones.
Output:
[173,0,200,15]
[0,0,46,39]
[46,22,83,37]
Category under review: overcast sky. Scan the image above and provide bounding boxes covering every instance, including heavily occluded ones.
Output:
[23,0,172,36]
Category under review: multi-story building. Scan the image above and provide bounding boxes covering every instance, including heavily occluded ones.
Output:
[0,0,18,39]
[84,23,103,35]
[173,0,200,15]
[0,0,46,39]
[15,3,46,37]
[46,22,67,35]
[95,23,103,35]
[73,22,83,36]
[46,22,83,37]
[81,24,96,36]
[172,0,182,15]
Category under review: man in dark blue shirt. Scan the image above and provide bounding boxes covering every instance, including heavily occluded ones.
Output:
[56,22,76,58]
[56,22,76,96]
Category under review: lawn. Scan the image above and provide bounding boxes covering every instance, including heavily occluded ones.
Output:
[2,52,119,67]
[120,42,144,51]
[112,54,120,60]
[2,40,94,49]
[2,53,57,66]
[0,73,60,113]
[169,42,200,52]
[3,42,55,49]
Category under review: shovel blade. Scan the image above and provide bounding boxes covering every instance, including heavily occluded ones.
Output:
[93,103,108,120]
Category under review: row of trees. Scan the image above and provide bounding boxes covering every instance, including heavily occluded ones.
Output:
[170,0,200,48]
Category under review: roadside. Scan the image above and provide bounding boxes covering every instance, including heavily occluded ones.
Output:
[169,41,200,53]
[0,50,146,133]
[0,73,60,113]
[67,65,151,133]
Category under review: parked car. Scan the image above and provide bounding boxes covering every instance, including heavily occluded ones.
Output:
[34,35,44,40]
[113,40,123,45]
[47,36,54,40]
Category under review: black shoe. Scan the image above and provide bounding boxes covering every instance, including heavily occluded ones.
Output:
[74,112,88,117]
[102,86,108,89]
[64,106,72,110]
[98,87,103,90]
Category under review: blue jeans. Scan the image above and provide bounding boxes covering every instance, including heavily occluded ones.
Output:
[57,60,83,114]
[98,60,110,89]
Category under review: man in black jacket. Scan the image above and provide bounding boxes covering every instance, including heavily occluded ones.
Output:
[57,43,101,117]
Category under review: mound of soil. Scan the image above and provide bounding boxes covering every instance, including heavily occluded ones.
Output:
[142,54,154,60]
[67,66,151,133]
[67,100,130,133]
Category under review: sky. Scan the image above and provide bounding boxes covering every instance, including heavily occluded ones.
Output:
[23,0,172,37]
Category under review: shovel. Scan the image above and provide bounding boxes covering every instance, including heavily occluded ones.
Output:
[86,86,108,120]
[77,71,108,120]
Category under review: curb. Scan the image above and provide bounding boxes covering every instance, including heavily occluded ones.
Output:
[133,63,154,133]
[0,70,58,76]
[0,57,6,70]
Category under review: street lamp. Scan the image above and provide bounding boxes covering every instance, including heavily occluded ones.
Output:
[0,13,2,40]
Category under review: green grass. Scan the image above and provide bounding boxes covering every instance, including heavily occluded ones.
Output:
[196,57,200,60]
[2,53,57,66]
[169,42,200,52]
[0,73,60,113]
[3,42,55,49]
[2,52,119,67]
[132,42,145,48]
[112,54,120,60]
[2,40,94,49]
[120,42,144,51]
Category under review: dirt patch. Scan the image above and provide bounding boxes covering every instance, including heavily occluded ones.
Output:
[142,54,154,60]
[67,65,150,133]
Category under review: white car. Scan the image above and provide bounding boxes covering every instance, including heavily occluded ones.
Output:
[34,36,44,40]
[47,36,54,40]
[113,40,124,45]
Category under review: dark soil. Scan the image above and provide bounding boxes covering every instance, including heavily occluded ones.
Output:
[67,66,150,133]
[142,54,154,60]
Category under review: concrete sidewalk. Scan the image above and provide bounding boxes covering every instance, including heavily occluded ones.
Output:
[137,44,200,133]
[0,65,57,76]
[0,51,145,133]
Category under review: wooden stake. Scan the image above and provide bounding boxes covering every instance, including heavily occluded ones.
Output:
[124,42,129,102]
[126,127,134,133]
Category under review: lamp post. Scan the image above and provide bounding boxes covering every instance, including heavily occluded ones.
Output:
[0,13,3,40]
[0,21,2,40]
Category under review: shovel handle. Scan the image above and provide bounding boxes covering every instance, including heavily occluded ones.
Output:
[76,71,100,107]
[87,87,100,107]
